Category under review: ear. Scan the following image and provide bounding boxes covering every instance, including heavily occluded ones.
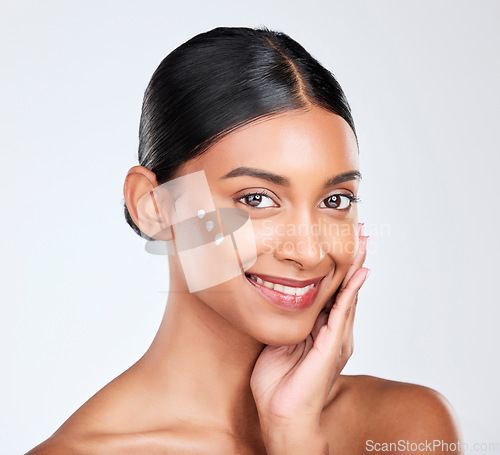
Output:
[123,166,173,241]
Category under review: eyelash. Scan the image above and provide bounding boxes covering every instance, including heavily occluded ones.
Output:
[235,190,276,208]
[319,194,360,210]
[235,190,360,211]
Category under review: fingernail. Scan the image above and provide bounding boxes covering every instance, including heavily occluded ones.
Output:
[364,269,371,282]
[359,223,365,236]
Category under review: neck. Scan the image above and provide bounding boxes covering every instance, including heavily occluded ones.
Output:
[138,269,265,438]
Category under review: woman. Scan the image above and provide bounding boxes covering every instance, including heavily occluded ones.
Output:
[28,27,462,454]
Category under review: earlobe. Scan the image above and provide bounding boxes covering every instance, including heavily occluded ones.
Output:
[123,166,173,242]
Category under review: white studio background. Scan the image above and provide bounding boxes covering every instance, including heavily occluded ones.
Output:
[1,0,498,453]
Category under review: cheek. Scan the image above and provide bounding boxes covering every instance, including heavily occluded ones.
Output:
[325,227,359,264]
[251,218,278,255]
[322,226,359,293]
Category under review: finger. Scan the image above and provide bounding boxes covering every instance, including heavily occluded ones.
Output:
[339,235,369,293]
[340,265,373,366]
[322,269,367,374]
[344,270,370,335]
[321,223,365,313]
[294,268,370,387]
[339,291,358,364]
[343,292,358,342]
[327,267,368,335]
[323,235,368,312]
[311,308,329,342]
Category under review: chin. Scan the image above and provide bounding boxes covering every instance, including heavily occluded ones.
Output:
[258,334,312,347]
[194,271,332,346]
[250,318,317,347]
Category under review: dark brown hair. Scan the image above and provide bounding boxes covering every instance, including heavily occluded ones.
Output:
[125,26,357,239]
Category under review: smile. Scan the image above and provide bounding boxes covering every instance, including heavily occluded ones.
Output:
[247,275,315,295]
[244,273,325,311]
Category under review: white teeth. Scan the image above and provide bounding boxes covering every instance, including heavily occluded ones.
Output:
[248,275,315,296]
[296,285,311,296]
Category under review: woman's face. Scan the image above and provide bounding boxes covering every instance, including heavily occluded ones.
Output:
[169,105,360,346]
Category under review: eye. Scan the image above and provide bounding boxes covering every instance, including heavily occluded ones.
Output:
[236,191,278,208]
[319,194,359,210]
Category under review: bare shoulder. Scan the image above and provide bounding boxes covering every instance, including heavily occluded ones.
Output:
[24,369,137,454]
[322,375,463,453]
[25,435,86,455]
[24,427,239,455]
[24,432,129,455]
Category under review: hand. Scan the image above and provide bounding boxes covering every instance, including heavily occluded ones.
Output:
[250,223,370,453]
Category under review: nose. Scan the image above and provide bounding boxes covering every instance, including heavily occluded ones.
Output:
[272,210,325,270]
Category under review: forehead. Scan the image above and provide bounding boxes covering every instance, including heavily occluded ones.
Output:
[179,106,359,178]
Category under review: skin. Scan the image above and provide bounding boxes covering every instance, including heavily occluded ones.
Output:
[27,106,462,454]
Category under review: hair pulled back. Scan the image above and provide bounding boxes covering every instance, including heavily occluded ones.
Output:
[124,27,357,239]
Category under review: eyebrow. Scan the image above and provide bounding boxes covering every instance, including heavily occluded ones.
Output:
[322,170,362,187]
[220,167,361,189]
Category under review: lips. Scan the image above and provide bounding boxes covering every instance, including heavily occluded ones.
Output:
[245,272,325,311]
[246,273,324,288]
